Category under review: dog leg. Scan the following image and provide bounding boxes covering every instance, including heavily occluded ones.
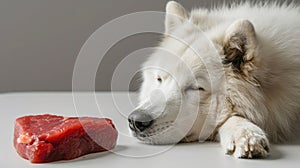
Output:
[218,116,270,158]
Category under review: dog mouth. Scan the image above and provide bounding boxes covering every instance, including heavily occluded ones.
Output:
[132,121,174,143]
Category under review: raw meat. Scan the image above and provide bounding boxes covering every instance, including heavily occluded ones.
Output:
[14,114,118,163]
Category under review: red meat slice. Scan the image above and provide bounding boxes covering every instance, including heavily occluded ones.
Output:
[14,114,118,163]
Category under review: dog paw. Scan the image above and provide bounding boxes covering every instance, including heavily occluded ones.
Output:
[222,127,270,159]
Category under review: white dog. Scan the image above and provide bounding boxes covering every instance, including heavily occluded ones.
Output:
[128,1,300,159]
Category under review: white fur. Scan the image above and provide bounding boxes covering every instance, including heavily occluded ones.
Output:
[130,1,300,158]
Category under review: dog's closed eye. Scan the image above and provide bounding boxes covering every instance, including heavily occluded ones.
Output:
[185,86,205,92]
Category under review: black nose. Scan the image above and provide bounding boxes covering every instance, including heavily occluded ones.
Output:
[128,110,153,132]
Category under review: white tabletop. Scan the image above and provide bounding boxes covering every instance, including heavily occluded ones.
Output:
[0,92,299,168]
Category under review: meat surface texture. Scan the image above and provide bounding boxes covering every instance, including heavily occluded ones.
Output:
[14,114,118,163]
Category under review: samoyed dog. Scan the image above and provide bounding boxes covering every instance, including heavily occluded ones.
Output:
[128,1,300,158]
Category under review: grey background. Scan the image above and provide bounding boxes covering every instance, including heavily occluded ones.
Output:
[0,0,295,92]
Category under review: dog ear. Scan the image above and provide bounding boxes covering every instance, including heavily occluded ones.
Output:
[165,1,188,33]
[223,20,258,76]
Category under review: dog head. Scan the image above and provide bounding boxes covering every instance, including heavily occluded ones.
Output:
[128,1,258,144]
